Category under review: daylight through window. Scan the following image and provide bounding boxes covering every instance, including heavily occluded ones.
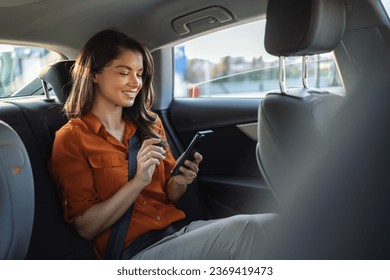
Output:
[174,20,344,98]
[0,45,59,98]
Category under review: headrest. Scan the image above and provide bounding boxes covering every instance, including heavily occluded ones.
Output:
[265,0,346,56]
[38,60,75,104]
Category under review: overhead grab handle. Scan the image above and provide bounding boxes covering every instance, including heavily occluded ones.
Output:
[173,6,233,35]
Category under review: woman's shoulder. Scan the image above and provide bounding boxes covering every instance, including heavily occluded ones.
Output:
[55,118,86,140]
[51,118,89,155]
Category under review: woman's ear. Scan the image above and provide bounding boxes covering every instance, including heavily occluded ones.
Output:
[92,73,98,83]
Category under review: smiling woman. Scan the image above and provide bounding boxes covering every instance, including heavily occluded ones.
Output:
[48,28,277,260]
[92,50,144,114]
[1,0,390,266]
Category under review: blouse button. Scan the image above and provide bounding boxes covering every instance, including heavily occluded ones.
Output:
[143,201,147,206]
[156,216,161,221]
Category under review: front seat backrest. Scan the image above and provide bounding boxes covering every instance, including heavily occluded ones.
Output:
[0,121,34,259]
[257,0,346,203]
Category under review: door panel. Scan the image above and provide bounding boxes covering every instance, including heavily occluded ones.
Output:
[167,98,278,218]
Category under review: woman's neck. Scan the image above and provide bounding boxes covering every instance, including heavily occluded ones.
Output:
[91,100,125,142]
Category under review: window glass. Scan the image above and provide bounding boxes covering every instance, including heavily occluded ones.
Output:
[381,0,390,16]
[174,20,344,98]
[0,44,59,98]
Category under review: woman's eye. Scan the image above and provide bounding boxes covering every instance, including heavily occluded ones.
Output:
[120,72,129,76]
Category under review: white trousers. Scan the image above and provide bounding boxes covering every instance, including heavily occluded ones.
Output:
[131,213,276,260]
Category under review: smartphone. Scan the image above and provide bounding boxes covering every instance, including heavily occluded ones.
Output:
[171,130,213,176]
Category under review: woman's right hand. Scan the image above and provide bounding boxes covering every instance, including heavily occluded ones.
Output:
[134,138,166,186]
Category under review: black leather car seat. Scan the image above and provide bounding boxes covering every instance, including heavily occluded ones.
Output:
[257,0,390,258]
[0,120,34,259]
[257,0,346,203]
[31,60,95,259]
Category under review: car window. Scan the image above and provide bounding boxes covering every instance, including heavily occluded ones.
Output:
[381,0,390,15]
[174,20,344,98]
[0,44,59,98]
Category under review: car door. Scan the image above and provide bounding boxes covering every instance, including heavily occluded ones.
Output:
[168,96,274,219]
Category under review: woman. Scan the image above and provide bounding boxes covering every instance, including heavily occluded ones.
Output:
[50,29,274,260]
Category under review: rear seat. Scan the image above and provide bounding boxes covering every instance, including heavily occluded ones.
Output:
[0,62,95,259]
[0,59,209,259]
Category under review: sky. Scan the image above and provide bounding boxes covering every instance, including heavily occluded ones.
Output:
[0,44,14,53]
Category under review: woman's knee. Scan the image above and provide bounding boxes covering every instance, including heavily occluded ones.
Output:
[227,214,276,232]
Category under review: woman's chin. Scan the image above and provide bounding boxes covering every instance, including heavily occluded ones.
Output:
[123,100,135,108]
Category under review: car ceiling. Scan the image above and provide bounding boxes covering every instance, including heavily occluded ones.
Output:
[0,0,267,58]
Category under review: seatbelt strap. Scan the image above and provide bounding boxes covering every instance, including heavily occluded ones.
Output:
[105,131,141,260]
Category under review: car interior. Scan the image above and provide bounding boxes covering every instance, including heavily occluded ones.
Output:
[257,0,346,203]
[1,0,390,260]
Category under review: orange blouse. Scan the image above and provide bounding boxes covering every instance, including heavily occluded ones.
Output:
[49,112,185,259]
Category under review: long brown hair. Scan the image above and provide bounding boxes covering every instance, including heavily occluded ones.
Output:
[64,28,163,144]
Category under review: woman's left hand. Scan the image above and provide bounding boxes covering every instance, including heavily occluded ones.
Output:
[172,152,203,185]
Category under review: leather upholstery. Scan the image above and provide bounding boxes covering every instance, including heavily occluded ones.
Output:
[257,90,344,201]
[265,0,346,56]
[0,97,94,259]
[258,0,346,203]
[0,120,34,259]
[259,56,390,259]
